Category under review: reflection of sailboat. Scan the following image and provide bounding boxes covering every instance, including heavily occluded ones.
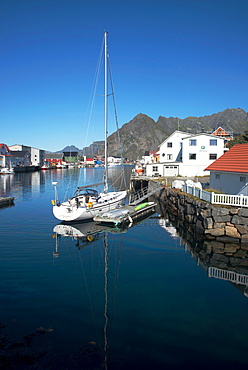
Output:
[53,202,156,249]
[51,32,127,222]
[53,209,156,368]
[53,221,125,249]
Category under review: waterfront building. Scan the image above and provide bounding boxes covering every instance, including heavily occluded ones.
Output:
[9,144,45,166]
[145,130,227,177]
[205,143,248,195]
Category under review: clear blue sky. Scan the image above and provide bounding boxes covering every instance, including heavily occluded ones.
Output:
[1,0,248,152]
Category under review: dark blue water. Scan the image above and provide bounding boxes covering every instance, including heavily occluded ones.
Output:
[1,168,248,369]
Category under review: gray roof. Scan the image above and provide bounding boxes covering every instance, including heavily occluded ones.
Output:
[45,152,63,159]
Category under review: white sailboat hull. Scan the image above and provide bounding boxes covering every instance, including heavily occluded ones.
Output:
[53,190,127,222]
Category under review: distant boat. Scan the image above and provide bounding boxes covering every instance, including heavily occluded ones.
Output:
[51,32,127,222]
[0,164,14,174]
[56,163,67,169]
[108,163,122,168]
[41,164,49,170]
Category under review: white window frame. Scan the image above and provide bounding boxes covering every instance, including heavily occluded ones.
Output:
[189,139,197,146]
[210,139,217,146]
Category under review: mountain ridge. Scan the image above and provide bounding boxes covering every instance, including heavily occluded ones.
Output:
[58,108,248,160]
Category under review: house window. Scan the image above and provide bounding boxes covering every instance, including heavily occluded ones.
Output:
[215,173,220,179]
[167,142,172,147]
[210,139,217,146]
[167,154,173,160]
[209,154,217,160]
[153,166,158,172]
[189,139,196,146]
[189,153,196,160]
[240,176,246,182]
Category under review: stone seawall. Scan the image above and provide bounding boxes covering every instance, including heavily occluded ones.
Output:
[159,187,248,244]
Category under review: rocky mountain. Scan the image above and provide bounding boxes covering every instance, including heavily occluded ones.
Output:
[56,145,81,154]
[106,108,248,160]
[58,108,248,160]
[81,141,105,157]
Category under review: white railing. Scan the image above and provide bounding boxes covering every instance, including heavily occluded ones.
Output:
[208,267,248,286]
[130,182,161,205]
[212,193,248,207]
[182,184,248,207]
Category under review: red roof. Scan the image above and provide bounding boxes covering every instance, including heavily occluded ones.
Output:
[211,126,232,140]
[0,143,10,152]
[205,143,248,173]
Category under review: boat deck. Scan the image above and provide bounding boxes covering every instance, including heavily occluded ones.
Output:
[0,197,15,208]
[93,201,157,226]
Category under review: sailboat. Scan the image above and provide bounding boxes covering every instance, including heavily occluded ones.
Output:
[52,32,127,222]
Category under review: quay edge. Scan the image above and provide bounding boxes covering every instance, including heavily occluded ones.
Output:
[132,177,248,245]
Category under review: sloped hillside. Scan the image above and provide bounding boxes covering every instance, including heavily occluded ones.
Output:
[107,108,248,160]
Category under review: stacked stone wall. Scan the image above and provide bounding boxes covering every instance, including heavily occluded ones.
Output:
[161,188,248,244]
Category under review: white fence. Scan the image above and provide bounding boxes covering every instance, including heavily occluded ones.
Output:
[182,184,248,208]
[208,267,248,286]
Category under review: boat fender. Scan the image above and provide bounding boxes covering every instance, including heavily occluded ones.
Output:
[128,215,133,227]
[134,202,148,211]
[87,235,94,242]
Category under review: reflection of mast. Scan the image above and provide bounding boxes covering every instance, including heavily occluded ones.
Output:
[53,234,59,259]
[103,232,108,369]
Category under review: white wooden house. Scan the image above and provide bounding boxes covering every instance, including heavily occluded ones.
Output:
[159,131,189,163]
[142,151,159,164]
[145,131,227,177]
[180,133,227,176]
[205,143,248,195]
[145,131,190,177]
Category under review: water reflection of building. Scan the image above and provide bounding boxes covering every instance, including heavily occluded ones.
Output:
[159,210,248,297]
[0,173,14,196]
[157,218,179,239]
[0,171,46,200]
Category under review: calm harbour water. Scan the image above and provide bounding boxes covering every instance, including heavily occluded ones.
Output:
[1,168,248,369]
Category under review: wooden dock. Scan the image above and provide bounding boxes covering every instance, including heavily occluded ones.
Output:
[0,197,15,208]
[93,201,156,227]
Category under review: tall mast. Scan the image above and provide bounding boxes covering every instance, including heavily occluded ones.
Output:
[104,31,108,193]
